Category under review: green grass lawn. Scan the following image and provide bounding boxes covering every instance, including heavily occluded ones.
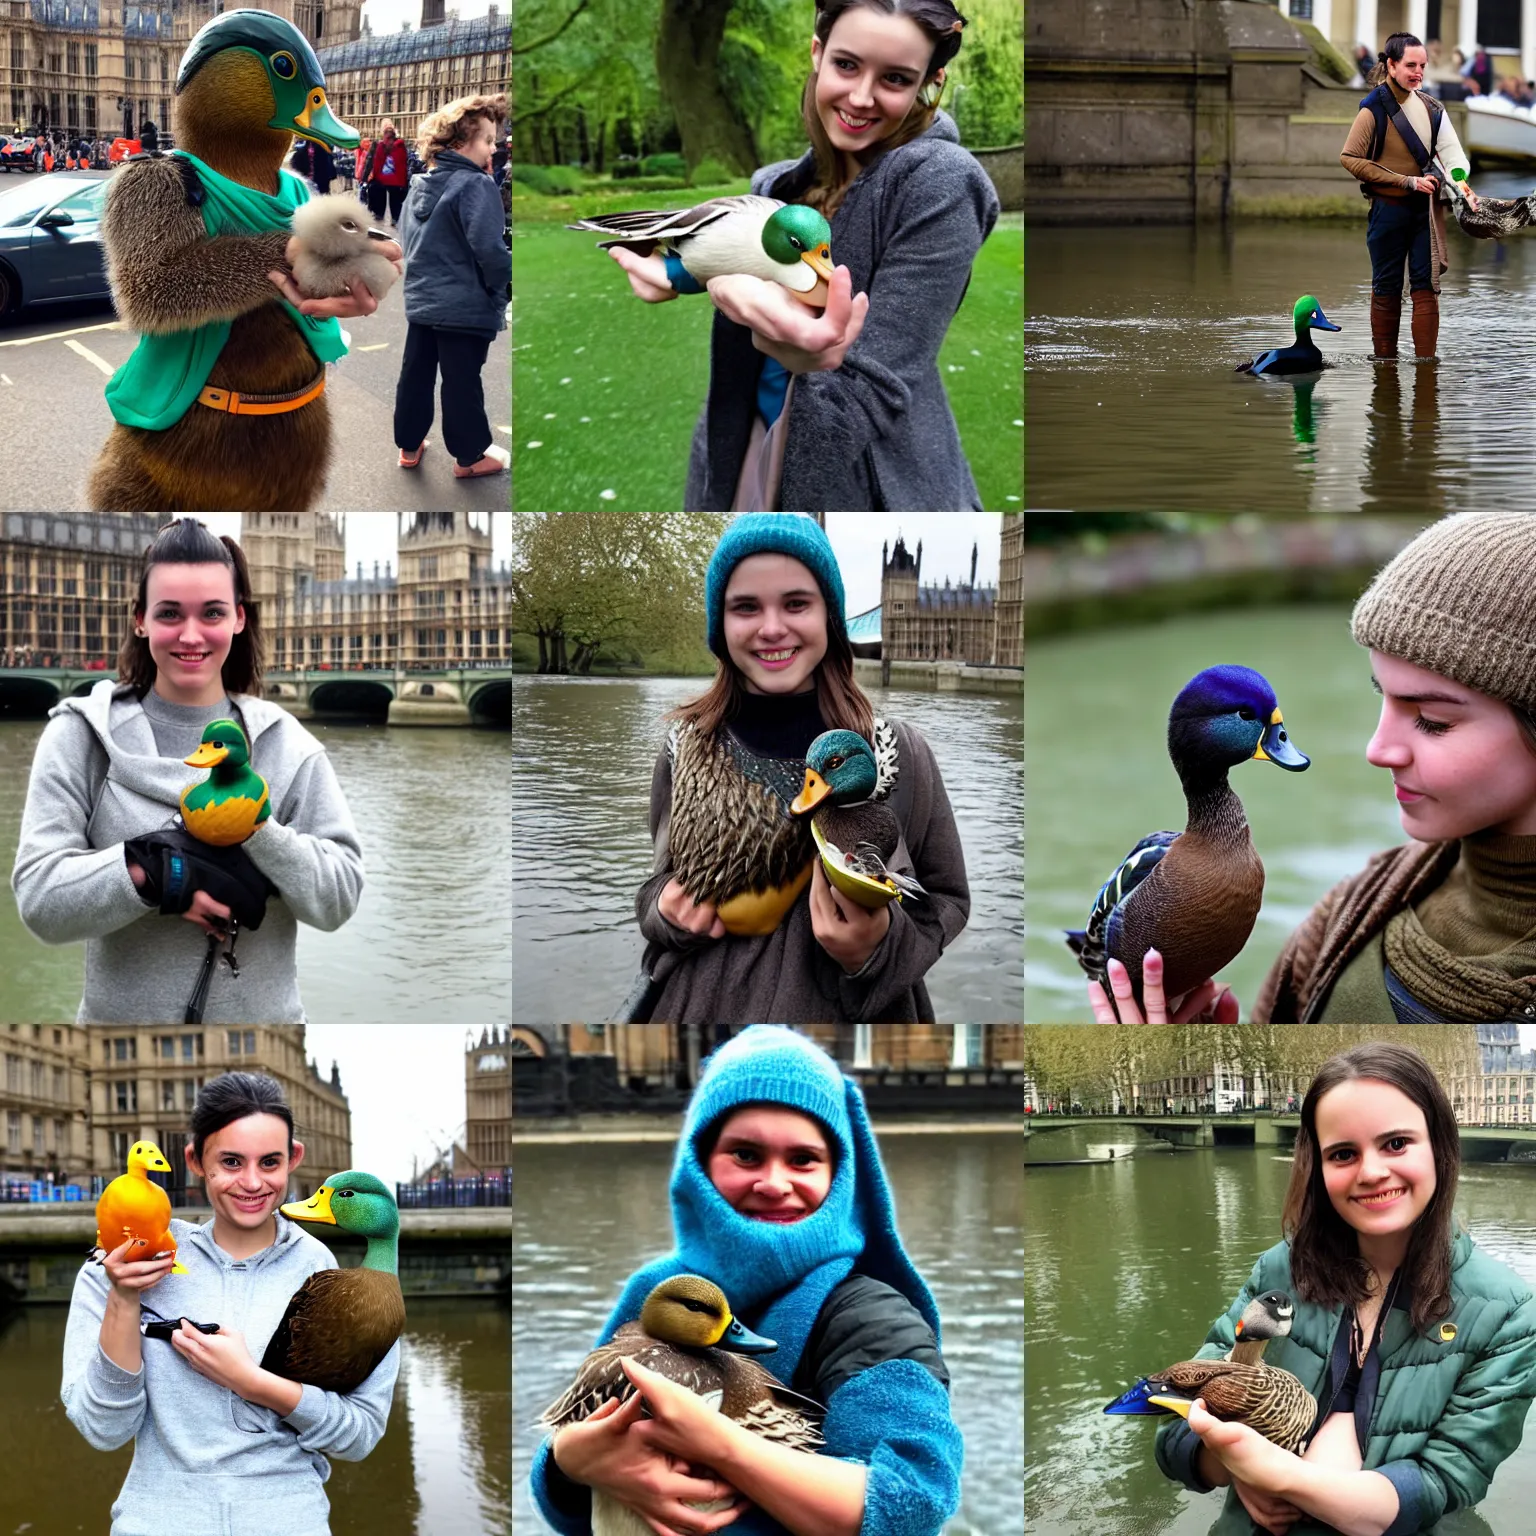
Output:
[512,189,1021,511]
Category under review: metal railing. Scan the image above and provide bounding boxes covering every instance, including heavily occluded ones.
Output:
[395,1170,509,1208]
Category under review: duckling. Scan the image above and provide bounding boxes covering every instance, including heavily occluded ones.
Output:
[92,1141,189,1274]
[88,9,361,512]
[790,728,925,909]
[1236,296,1341,377]
[568,196,834,305]
[1066,665,1309,1007]
[289,193,400,302]
[1105,1290,1317,1454]
[261,1171,405,1395]
[541,1275,823,1536]
[180,719,270,847]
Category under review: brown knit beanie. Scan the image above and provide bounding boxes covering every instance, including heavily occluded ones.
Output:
[1351,514,1536,714]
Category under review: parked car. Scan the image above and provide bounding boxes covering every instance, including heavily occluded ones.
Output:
[0,135,42,172]
[0,174,111,318]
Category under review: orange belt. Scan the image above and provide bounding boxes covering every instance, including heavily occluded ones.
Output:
[196,369,326,417]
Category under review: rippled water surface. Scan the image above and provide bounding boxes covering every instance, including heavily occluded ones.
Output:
[1028,182,1536,513]
[512,676,1024,1022]
[1026,1139,1536,1535]
[514,1133,1024,1535]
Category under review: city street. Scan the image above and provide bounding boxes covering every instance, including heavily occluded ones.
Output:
[0,234,509,513]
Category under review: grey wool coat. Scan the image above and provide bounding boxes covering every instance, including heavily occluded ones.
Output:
[684,110,1001,512]
[636,718,970,1024]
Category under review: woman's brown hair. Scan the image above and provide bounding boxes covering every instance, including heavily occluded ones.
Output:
[1281,1042,1458,1329]
[1366,31,1424,88]
[417,92,506,166]
[117,518,264,701]
[801,0,968,219]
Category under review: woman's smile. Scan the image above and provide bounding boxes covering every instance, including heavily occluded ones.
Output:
[1352,1185,1408,1208]
[834,108,879,134]
[753,646,801,670]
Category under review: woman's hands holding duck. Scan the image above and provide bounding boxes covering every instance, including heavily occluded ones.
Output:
[1187,1399,1302,1536]
[659,879,726,940]
[706,266,869,374]
[267,235,404,318]
[810,860,889,972]
[1086,948,1241,1024]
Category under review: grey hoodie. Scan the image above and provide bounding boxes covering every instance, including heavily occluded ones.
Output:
[61,1213,400,1536]
[399,147,510,333]
[685,110,1001,512]
[11,679,364,1023]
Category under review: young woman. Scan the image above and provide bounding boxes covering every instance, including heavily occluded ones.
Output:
[11,516,364,1024]
[61,1072,399,1536]
[393,92,509,479]
[608,0,999,511]
[1340,32,1479,362]
[1088,512,1536,1025]
[531,1024,962,1536]
[633,513,969,1024]
[1154,1043,1536,1536]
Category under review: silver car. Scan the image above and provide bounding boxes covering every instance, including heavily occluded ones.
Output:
[0,173,110,319]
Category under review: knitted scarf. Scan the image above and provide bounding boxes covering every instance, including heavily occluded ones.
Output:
[104,151,348,431]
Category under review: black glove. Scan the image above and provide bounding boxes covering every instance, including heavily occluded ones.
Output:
[123,828,278,932]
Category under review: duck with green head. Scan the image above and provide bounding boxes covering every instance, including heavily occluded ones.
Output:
[1236,295,1341,377]
[790,728,926,909]
[180,718,270,847]
[264,1170,405,1395]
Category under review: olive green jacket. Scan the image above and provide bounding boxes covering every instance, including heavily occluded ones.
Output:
[1155,1234,1536,1535]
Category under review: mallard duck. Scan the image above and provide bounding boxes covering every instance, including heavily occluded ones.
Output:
[568,196,834,304]
[180,719,270,847]
[1236,296,1341,377]
[261,1170,405,1394]
[1104,1290,1317,1454]
[1066,665,1309,1006]
[92,1141,189,1274]
[789,729,924,909]
[540,1275,824,1536]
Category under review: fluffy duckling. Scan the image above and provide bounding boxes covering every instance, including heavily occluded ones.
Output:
[289,194,400,302]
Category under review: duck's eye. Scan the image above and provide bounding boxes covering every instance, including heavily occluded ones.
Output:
[311,90,325,109]
[828,756,844,770]
[790,236,804,249]
[1237,707,1256,721]
[336,1189,354,1199]
[270,51,297,79]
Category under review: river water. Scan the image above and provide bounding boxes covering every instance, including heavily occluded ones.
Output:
[512,676,1024,1023]
[1026,603,1409,1023]
[0,719,512,1023]
[1026,173,1536,512]
[0,1294,510,1536]
[513,1132,1024,1535]
[1025,1134,1536,1536]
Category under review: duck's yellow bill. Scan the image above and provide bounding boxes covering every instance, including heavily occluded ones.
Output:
[810,818,900,910]
[1145,1395,1192,1418]
[185,742,229,768]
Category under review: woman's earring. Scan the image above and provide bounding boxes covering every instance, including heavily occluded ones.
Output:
[919,78,944,109]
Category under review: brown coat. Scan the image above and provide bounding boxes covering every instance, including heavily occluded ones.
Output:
[1251,840,1460,1023]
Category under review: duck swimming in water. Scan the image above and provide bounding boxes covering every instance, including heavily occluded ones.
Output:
[1236,296,1341,377]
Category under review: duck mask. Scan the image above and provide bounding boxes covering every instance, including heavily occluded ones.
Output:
[177,10,359,153]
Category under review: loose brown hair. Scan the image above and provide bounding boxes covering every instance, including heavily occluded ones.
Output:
[801,0,968,219]
[669,621,875,742]
[417,92,506,167]
[1281,1042,1458,1330]
[118,518,264,700]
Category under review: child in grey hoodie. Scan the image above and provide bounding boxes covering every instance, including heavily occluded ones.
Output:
[62,1072,399,1536]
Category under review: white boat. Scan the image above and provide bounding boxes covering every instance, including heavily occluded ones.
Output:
[1464,96,1536,165]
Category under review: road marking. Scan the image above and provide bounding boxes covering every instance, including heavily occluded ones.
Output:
[0,319,124,349]
[64,339,116,377]
[356,342,389,351]
[0,374,10,386]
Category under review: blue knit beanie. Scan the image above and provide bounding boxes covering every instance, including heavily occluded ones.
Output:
[704,514,848,660]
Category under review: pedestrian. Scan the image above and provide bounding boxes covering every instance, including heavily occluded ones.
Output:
[310,139,335,196]
[1340,31,1480,360]
[10,517,364,1025]
[1468,46,1495,97]
[1152,1042,1536,1535]
[364,120,408,225]
[393,92,510,478]
[61,1071,399,1534]
[139,118,158,154]
[354,137,371,205]
[625,514,969,1025]
[530,1025,963,1534]
[1087,514,1536,1026]
[604,0,998,511]
[288,136,312,180]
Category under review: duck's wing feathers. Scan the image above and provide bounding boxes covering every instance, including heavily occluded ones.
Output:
[1238,349,1282,375]
[567,195,782,246]
[1066,830,1180,982]
[1454,192,1536,239]
[538,1326,727,1429]
[259,1268,405,1395]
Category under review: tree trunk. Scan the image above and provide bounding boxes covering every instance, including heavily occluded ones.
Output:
[536,628,549,673]
[655,0,759,174]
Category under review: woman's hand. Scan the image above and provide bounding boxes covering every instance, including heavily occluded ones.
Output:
[1462,184,1481,211]
[102,1238,176,1304]
[1187,1400,1298,1516]
[705,265,868,374]
[169,1321,261,1398]
[183,888,233,940]
[1230,1474,1303,1536]
[609,246,680,302]
[268,235,404,318]
[553,1393,745,1536]
[809,859,890,973]
[659,879,726,939]
[618,1358,736,1467]
[1085,948,1240,1024]
[1412,174,1438,194]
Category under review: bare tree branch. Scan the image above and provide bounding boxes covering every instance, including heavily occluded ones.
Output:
[512,0,595,56]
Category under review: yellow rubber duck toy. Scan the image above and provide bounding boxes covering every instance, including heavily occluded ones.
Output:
[181,719,270,847]
[94,1141,189,1274]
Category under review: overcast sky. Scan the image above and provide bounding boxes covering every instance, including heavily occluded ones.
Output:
[299,1024,493,1188]
[825,514,1003,617]
[199,513,510,576]
[360,0,499,35]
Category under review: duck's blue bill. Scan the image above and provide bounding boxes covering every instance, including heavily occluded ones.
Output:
[718,1316,778,1355]
[1310,306,1341,332]
[1253,715,1310,771]
[1103,1377,1170,1415]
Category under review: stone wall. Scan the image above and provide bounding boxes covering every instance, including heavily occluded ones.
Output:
[974,142,1024,211]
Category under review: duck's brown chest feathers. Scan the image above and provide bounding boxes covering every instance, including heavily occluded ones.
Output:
[260,1266,405,1395]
